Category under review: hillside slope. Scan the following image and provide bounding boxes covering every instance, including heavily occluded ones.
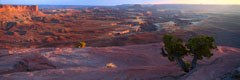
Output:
[0,43,239,80]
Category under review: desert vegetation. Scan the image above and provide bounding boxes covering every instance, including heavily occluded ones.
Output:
[77,41,86,48]
[162,34,216,72]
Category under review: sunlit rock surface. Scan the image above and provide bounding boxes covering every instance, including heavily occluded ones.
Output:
[0,5,38,12]
[0,43,239,80]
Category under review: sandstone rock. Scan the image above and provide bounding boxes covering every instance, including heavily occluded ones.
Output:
[5,31,14,35]
[57,29,64,33]
[14,54,56,71]
[51,18,60,23]
[40,32,55,36]
[31,16,45,21]
[106,63,117,68]
[45,37,55,43]
[15,30,27,35]
[0,44,239,80]
[5,22,17,30]
[0,49,10,57]
[0,5,38,12]
[237,67,240,72]
[58,36,67,41]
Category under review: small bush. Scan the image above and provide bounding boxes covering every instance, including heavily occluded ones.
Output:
[77,41,86,48]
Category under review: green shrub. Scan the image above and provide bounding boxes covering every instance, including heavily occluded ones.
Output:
[162,34,189,72]
[186,35,216,69]
[162,34,216,72]
[77,41,86,48]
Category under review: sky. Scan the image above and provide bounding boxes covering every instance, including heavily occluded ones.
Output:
[0,0,240,5]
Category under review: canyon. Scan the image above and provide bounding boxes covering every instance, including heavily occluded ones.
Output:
[0,4,240,80]
[0,5,38,12]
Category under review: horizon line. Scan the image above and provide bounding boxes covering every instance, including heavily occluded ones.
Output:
[1,3,240,6]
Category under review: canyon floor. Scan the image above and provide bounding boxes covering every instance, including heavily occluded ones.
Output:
[0,43,239,80]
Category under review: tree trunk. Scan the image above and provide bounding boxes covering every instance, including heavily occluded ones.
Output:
[176,58,189,72]
[191,54,198,69]
[161,47,168,57]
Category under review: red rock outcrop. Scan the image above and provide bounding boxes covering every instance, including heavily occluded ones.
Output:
[0,44,239,80]
[0,5,38,12]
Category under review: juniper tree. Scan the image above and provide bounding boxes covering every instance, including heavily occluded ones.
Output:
[162,34,189,72]
[186,35,216,69]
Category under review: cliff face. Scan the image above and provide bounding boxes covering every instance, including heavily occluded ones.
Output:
[0,5,38,12]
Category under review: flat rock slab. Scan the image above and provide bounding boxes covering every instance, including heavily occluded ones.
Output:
[0,44,239,80]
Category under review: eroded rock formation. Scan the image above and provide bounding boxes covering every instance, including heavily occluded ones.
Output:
[0,5,38,12]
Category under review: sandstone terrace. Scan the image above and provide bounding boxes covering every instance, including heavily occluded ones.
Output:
[0,5,38,12]
[0,43,239,80]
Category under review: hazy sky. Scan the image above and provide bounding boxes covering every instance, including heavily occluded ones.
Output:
[1,0,240,5]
